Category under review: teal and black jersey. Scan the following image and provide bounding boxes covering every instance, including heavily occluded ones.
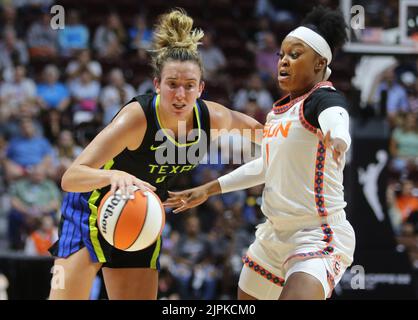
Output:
[107,93,211,201]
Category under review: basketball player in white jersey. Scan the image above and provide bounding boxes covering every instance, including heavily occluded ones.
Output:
[165,6,356,300]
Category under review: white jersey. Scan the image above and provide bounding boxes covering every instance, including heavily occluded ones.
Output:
[261,81,347,227]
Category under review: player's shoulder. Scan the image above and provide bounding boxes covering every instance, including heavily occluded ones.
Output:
[308,86,349,109]
[202,99,230,130]
[203,99,225,118]
[203,99,223,110]
[129,93,156,112]
[112,100,146,128]
[311,86,345,99]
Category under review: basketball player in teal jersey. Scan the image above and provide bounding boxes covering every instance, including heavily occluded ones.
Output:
[48,9,263,299]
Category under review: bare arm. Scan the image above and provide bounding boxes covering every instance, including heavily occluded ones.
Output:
[205,100,264,144]
[61,102,155,196]
[163,101,265,213]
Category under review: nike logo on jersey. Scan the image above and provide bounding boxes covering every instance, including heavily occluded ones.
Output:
[150,144,166,151]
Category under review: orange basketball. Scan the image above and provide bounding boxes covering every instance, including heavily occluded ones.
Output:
[97,187,165,251]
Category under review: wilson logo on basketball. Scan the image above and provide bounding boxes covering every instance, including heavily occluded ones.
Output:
[263,122,292,138]
[97,187,165,251]
[100,193,123,234]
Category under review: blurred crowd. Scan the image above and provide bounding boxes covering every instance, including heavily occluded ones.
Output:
[0,0,416,299]
[383,65,418,270]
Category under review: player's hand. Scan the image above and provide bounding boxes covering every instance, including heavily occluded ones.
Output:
[109,170,156,199]
[163,186,209,214]
[316,129,344,168]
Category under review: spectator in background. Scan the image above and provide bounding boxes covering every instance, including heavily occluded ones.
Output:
[0,133,6,191]
[172,214,217,299]
[0,99,41,141]
[24,215,58,256]
[68,67,101,126]
[233,73,273,113]
[3,117,53,181]
[389,113,418,174]
[247,15,273,54]
[188,166,225,233]
[36,64,70,143]
[242,184,264,227]
[58,10,89,57]
[26,9,58,59]
[14,0,54,12]
[255,0,298,25]
[37,64,70,112]
[0,65,36,120]
[394,180,418,223]
[0,4,25,38]
[208,209,254,299]
[43,110,63,145]
[93,12,126,60]
[255,31,279,83]
[387,180,418,235]
[52,129,82,182]
[198,31,226,81]
[158,267,181,300]
[137,77,155,95]
[100,68,136,125]
[129,14,153,60]
[373,67,409,122]
[8,164,61,250]
[400,71,418,113]
[405,209,418,236]
[0,28,29,81]
[66,48,102,84]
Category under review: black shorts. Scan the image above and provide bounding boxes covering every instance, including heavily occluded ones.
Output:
[99,235,163,269]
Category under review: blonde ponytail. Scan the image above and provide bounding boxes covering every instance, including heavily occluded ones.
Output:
[151,9,204,79]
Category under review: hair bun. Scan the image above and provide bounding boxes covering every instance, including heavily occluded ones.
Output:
[301,6,347,51]
[153,9,204,52]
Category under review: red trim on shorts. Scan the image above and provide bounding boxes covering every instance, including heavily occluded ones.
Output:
[242,255,285,287]
[283,246,335,266]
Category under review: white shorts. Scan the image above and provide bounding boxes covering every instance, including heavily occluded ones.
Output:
[238,217,355,300]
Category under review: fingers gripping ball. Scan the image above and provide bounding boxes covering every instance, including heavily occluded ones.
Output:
[97,187,165,251]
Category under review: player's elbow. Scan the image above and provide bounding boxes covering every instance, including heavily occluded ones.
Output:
[61,169,74,192]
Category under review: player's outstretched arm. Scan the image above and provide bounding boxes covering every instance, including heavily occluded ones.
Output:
[164,157,265,213]
[205,100,264,144]
[61,102,156,197]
